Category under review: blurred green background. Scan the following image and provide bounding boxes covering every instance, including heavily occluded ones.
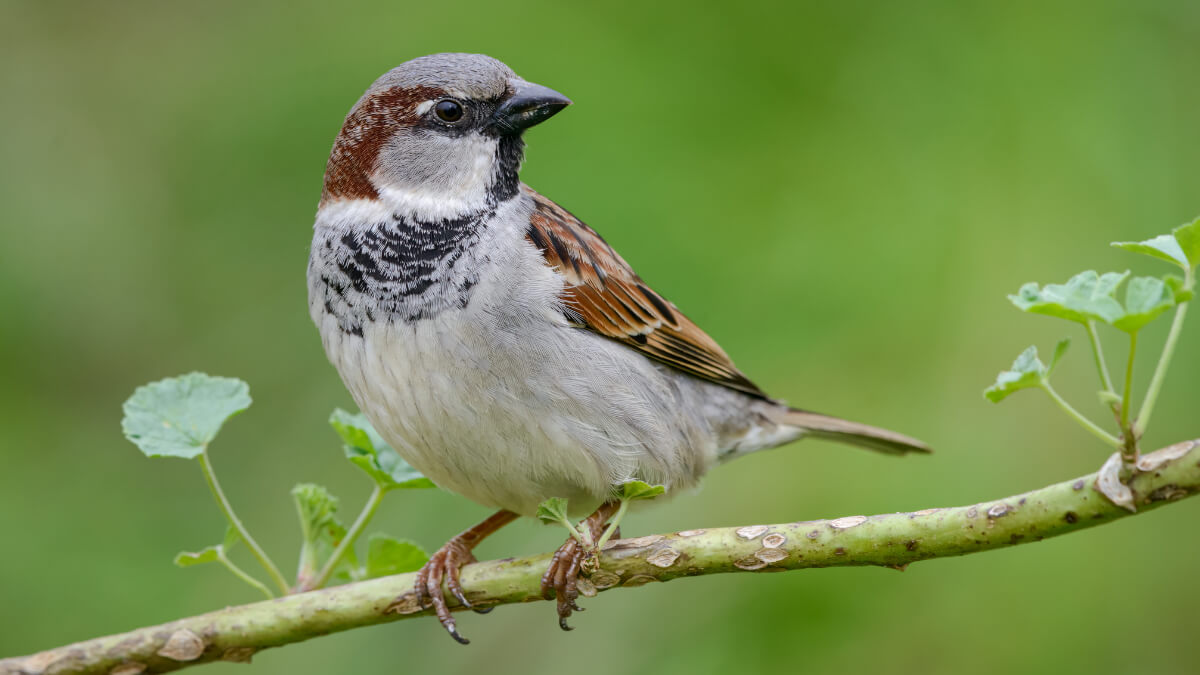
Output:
[3,1,1199,673]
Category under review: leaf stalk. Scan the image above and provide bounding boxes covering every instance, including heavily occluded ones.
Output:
[306,484,386,591]
[197,451,290,594]
[217,547,274,599]
[1134,268,1193,437]
[1039,382,1121,447]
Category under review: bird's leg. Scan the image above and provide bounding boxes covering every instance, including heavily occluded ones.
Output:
[540,500,621,631]
[412,509,519,644]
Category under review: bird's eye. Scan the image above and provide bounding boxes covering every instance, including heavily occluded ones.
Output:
[434,99,464,123]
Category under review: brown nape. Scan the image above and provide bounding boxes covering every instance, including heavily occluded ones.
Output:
[320,85,444,205]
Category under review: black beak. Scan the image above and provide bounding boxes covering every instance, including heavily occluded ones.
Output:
[489,80,571,136]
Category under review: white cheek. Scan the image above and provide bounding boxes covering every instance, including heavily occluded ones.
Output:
[314,197,394,228]
[376,133,500,220]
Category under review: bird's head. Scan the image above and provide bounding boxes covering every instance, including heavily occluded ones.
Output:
[320,53,570,220]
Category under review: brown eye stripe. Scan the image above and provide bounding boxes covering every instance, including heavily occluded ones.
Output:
[322,85,446,204]
[523,186,768,399]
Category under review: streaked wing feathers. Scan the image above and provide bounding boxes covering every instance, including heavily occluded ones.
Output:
[523,186,768,399]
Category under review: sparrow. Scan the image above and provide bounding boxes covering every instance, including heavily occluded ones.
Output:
[307,53,929,643]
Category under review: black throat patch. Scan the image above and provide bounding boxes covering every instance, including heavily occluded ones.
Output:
[313,207,494,335]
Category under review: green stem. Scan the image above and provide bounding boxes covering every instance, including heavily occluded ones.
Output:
[1134,271,1193,437]
[569,517,592,547]
[595,499,630,550]
[1121,332,1137,429]
[307,484,386,591]
[1040,382,1121,447]
[197,451,290,595]
[1085,320,1117,395]
[217,549,274,599]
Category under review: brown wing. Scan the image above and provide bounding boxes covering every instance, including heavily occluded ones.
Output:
[523,185,769,400]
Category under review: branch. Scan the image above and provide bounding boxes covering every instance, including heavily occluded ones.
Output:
[5,439,1198,675]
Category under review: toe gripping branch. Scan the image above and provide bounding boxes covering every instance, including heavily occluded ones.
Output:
[540,500,622,631]
[403,500,622,644]
[411,509,519,644]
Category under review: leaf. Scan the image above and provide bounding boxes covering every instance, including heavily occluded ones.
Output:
[1112,276,1175,333]
[174,545,221,568]
[1164,275,1194,303]
[536,497,570,525]
[292,483,340,542]
[618,480,666,501]
[329,410,435,489]
[1112,217,1200,271]
[984,345,1048,403]
[1175,216,1200,269]
[292,484,355,581]
[1046,338,1070,376]
[1112,234,1189,269]
[364,534,429,578]
[176,526,239,568]
[1008,271,1128,325]
[121,373,252,459]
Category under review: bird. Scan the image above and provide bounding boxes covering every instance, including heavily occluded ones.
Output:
[307,53,929,643]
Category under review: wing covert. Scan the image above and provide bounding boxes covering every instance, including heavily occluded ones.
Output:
[523,186,768,399]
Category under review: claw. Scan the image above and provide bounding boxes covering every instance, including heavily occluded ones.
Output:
[396,510,518,645]
[540,500,622,632]
[445,622,470,645]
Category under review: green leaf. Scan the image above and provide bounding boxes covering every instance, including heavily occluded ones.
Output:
[1112,276,1175,333]
[176,526,239,568]
[293,483,340,541]
[1175,216,1200,269]
[329,410,435,489]
[618,480,666,501]
[364,534,429,578]
[1112,234,1189,269]
[1164,275,1194,303]
[984,345,1048,403]
[1112,217,1200,271]
[121,373,252,459]
[292,484,355,581]
[174,545,221,567]
[1008,271,1128,325]
[1046,338,1070,376]
[536,497,570,525]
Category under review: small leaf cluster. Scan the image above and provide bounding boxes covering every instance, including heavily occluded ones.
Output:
[1009,270,1185,335]
[121,374,435,597]
[985,217,1198,456]
[984,340,1070,403]
[330,409,435,489]
[536,480,665,548]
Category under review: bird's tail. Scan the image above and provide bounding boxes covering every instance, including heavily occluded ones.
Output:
[783,408,931,456]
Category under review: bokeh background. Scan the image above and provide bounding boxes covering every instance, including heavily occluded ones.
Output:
[3,1,1199,673]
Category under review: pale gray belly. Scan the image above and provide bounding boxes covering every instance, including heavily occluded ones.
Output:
[318,302,743,516]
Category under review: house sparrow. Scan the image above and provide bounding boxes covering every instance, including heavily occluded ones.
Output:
[307,53,929,643]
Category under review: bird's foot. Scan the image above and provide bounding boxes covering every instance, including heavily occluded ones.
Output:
[539,501,621,631]
[415,538,478,644]
[404,509,518,645]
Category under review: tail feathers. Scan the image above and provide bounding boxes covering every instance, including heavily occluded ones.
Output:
[784,409,931,456]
